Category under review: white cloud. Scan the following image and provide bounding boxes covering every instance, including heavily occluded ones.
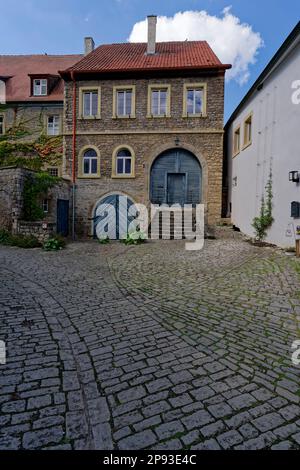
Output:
[128,7,263,85]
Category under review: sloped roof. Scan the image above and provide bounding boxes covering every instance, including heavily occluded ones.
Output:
[225,21,300,127]
[62,41,231,76]
[0,55,82,102]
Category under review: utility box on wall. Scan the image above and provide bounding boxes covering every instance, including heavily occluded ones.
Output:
[291,201,300,218]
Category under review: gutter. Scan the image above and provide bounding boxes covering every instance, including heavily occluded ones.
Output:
[71,71,77,240]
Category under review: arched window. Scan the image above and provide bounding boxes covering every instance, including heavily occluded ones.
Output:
[83,149,98,175]
[116,149,132,175]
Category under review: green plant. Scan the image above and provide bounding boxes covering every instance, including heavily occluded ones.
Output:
[0,230,41,248]
[121,229,147,245]
[98,236,110,244]
[23,172,60,221]
[43,235,66,251]
[252,170,274,242]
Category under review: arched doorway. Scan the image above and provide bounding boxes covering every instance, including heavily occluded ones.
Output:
[150,148,202,206]
[93,193,136,239]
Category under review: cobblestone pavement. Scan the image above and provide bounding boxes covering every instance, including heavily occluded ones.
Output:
[0,238,300,450]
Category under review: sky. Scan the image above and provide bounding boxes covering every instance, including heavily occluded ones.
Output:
[0,0,299,121]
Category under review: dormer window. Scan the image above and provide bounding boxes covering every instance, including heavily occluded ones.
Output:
[33,79,47,96]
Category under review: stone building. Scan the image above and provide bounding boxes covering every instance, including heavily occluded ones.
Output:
[0,53,81,175]
[60,16,231,238]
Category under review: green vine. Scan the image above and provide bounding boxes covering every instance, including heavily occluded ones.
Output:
[252,170,274,242]
[0,104,62,169]
[23,172,60,221]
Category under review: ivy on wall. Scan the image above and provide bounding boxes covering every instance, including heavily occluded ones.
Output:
[0,104,63,170]
[23,172,60,221]
[252,170,274,242]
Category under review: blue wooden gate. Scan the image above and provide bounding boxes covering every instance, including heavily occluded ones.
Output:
[57,199,69,236]
[150,148,201,206]
[93,194,136,239]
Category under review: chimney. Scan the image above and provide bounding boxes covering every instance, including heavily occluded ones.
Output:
[84,37,95,55]
[147,15,157,55]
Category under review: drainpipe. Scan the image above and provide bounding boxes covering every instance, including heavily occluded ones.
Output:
[71,72,77,241]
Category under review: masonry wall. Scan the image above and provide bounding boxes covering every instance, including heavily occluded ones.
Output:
[0,166,70,234]
[63,73,225,237]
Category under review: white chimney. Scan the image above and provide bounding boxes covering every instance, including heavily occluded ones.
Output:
[147,15,157,55]
[84,37,95,55]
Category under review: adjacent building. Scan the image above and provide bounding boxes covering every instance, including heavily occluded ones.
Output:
[0,53,81,175]
[225,22,300,247]
[60,16,231,238]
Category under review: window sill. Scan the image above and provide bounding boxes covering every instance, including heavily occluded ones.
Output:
[232,150,240,158]
[242,141,252,151]
[79,116,101,120]
[111,174,135,179]
[146,115,171,119]
[112,115,136,119]
[182,114,207,118]
[78,175,101,179]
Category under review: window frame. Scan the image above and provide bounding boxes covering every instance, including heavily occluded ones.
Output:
[243,112,253,149]
[183,83,207,118]
[78,145,101,178]
[46,115,61,136]
[113,85,136,119]
[112,145,135,178]
[42,198,49,213]
[79,87,101,119]
[33,78,48,96]
[47,167,59,177]
[0,114,5,135]
[233,125,241,157]
[147,84,171,118]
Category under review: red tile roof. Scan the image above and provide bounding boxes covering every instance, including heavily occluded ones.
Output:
[62,41,231,75]
[0,55,82,102]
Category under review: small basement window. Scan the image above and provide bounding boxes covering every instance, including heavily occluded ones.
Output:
[0,115,4,135]
[47,167,59,177]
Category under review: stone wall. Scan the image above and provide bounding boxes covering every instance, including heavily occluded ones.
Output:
[17,221,56,242]
[63,73,225,237]
[0,166,70,235]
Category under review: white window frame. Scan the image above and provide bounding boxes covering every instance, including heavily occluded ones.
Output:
[116,151,132,175]
[79,87,101,119]
[83,150,98,175]
[47,167,59,177]
[33,79,47,96]
[42,199,49,213]
[183,83,207,117]
[47,115,60,136]
[147,85,171,118]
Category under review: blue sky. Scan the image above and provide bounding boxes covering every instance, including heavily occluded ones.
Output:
[0,0,299,121]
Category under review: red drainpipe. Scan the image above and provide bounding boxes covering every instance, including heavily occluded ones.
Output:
[71,71,77,240]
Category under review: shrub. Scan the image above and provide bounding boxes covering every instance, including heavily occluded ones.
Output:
[121,229,147,245]
[252,171,273,242]
[43,235,66,251]
[98,236,110,244]
[0,230,41,248]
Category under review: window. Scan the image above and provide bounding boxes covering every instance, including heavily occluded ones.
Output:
[112,146,135,178]
[148,85,171,117]
[33,79,47,96]
[82,148,99,176]
[113,86,135,118]
[0,115,4,135]
[47,167,59,177]
[233,126,241,156]
[79,88,101,118]
[42,199,49,213]
[183,83,207,117]
[243,114,252,148]
[47,116,60,136]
